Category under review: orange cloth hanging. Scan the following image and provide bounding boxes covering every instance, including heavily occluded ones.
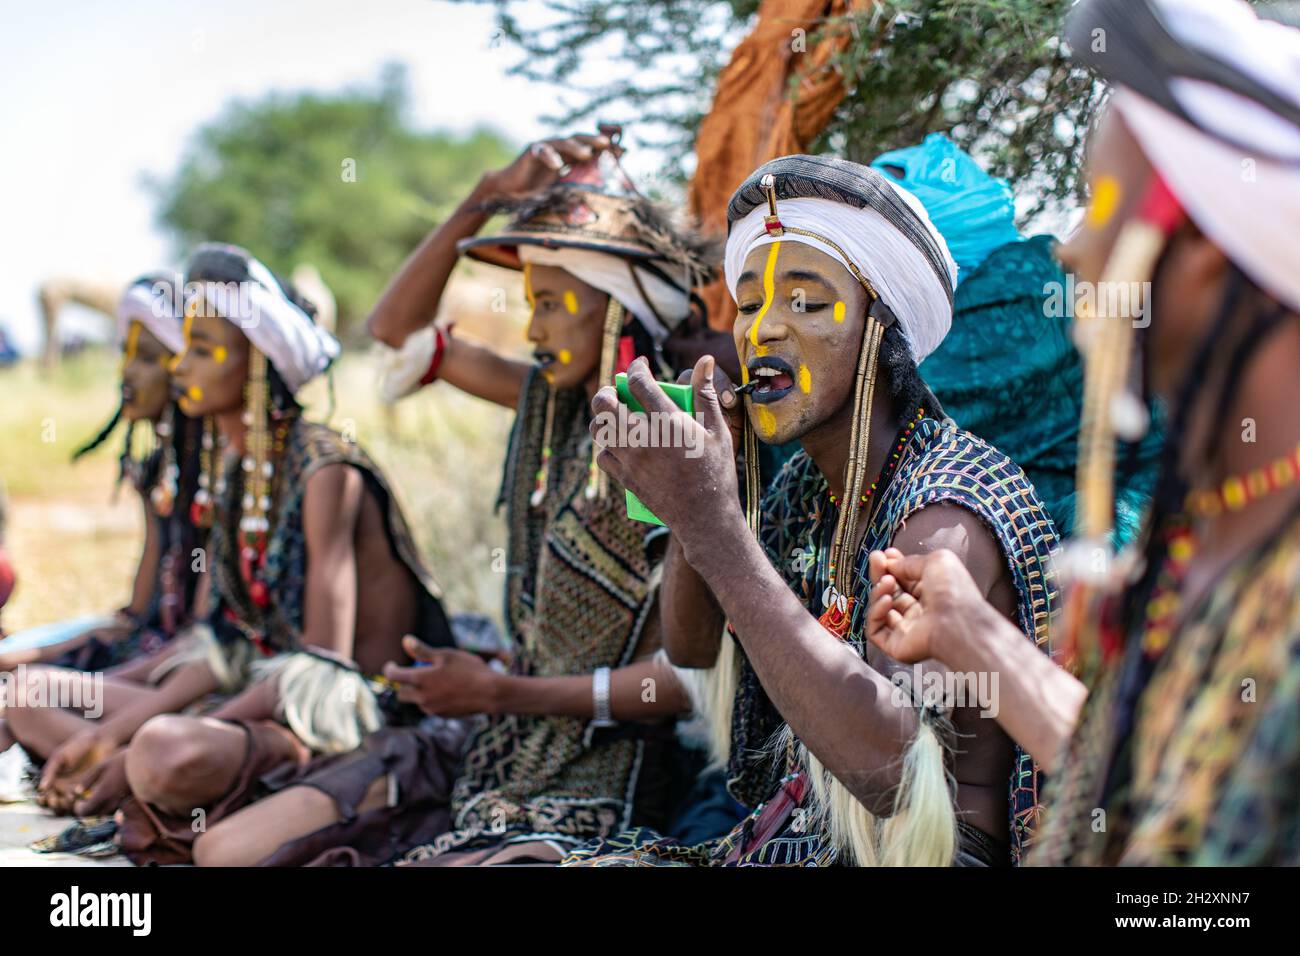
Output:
[690,0,880,330]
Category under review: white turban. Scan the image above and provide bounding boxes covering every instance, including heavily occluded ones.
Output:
[723,189,957,364]
[118,280,185,355]
[187,254,340,393]
[517,244,691,344]
[1110,0,1300,310]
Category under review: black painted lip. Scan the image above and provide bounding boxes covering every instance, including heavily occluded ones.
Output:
[746,355,795,377]
[746,354,796,405]
[533,350,557,368]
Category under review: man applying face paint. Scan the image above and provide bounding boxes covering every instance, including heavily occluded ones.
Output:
[576,155,1060,868]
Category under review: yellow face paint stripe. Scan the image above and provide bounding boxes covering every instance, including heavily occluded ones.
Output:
[558,348,572,365]
[798,364,812,394]
[562,290,579,315]
[123,322,141,362]
[1086,175,1122,229]
[523,263,536,310]
[755,405,776,437]
[833,301,846,324]
[746,242,781,348]
[213,345,228,364]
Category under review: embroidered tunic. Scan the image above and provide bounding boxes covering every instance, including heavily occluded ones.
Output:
[402,369,670,861]
[1033,508,1300,865]
[565,415,1060,866]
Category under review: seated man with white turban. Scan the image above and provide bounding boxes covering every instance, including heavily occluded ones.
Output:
[3,274,211,804]
[18,244,457,863]
[567,153,1060,867]
[0,274,204,681]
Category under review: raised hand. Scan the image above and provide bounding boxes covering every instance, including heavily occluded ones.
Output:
[481,133,621,203]
[866,547,989,666]
[675,359,745,453]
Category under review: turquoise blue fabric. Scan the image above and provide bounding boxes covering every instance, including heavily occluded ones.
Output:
[918,235,1162,545]
[871,134,1023,278]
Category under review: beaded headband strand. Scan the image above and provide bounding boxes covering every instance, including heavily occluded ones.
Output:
[741,173,897,639]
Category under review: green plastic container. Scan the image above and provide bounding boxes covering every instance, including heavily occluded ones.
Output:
[613,372,695,526]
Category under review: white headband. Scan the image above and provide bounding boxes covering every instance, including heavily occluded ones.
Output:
[724,193,956,364]
[517,245,690,343]
[186,256,340,393]
[1111,0,1300,311]
[118,282,185,355]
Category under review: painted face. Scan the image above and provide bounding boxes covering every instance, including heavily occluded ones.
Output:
[524,262,610,390]
[732,241,870,444]
[120,322,174,423]
[170,301,250,418]
[1056,105,1228,400]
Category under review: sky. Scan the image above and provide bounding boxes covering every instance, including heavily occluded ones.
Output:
[0,0,590,354]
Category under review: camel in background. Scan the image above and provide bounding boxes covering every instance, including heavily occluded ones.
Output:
[36,276,123,367]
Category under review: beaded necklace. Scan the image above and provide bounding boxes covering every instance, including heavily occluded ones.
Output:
[1136,441,1300,664]
[818,407,924,637]
[827,406,925,508]
[1184,440,1300,519]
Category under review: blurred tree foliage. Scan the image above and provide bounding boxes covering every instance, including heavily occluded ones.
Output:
[469,0,1102,221]
[150,65,516,334]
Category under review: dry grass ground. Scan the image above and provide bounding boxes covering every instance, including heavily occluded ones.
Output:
[1,342,518,633]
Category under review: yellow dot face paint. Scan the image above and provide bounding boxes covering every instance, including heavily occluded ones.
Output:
[213,345,228,365]
[186,385,203,402]
[755,405,777,437]
[558,348,572,365]
[798,364,812,394]
[1086,176,1121,230]
[746,242,781,348]
[562,290,579,315]
[740,365,749,386]
[833,301,846,323]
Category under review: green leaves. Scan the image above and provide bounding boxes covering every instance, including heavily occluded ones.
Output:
[150,65,516,335]
[469,0,1100,223]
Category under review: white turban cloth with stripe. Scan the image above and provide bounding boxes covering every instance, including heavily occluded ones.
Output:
[118,279,185,355]
[1111,0,1300,311]
[517,244,691,344]
[188,252,339,394]
[723,188,957,364]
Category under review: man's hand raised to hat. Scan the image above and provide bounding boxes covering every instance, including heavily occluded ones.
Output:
[592,356,745,562]
[481,134,621,203]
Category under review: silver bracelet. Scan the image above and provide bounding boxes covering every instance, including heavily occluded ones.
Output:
[591,666,617,728]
